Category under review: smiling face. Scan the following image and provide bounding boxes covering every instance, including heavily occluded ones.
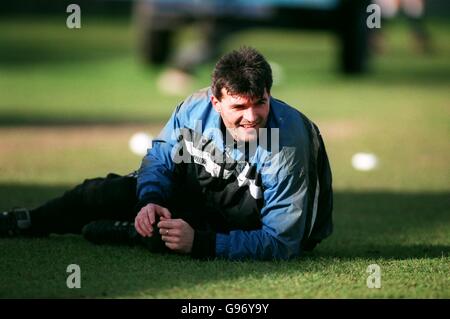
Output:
[211,88,270,142]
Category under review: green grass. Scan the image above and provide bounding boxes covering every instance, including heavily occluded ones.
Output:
[0,16,449,298]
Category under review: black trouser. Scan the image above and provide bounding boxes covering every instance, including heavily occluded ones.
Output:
[29,173,139,235]
[27,173,214,255]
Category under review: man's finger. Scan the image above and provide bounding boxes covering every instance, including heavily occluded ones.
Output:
[157,219,180,229]
[156,206,172,219]
[161,235,179,243]
[159,227,180,237]
[135,219,147,237]
[164,242,177,251]
[136,216,149,236]
[136,208,150,235]
[144,205,155,226]
[140,214,150,232]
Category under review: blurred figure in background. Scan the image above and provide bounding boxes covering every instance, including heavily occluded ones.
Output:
[134,1,249,96]
[155,19,235,96]
[371,0,433,54]
[134,0,375,94]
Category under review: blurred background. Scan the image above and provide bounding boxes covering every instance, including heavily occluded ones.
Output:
[0,0,449,298]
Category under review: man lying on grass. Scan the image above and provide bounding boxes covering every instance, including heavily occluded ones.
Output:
[1,47,333,260]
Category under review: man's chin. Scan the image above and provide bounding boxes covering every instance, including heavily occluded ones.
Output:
[235,128,258,142]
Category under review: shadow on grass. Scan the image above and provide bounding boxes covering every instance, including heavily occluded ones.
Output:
[0,40,129,68]
[0,16,132,68]
[1,183,448,259]
[0,183,449,297]
[0,113,169,127]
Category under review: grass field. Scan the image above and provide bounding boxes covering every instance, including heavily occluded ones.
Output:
[0,16,449,298]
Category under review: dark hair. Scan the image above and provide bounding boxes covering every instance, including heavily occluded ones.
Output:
[212,47,272,100]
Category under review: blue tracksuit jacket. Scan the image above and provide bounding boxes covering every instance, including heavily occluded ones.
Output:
[137,87,333,260]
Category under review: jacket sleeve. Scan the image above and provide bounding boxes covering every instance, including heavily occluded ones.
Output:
[136,106,182,210]
[215,148,311,260]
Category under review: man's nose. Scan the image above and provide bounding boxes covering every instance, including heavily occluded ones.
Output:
[243,107,258,122]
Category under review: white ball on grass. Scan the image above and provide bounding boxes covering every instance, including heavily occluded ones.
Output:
[129,132,153,156]
[351,153,378,171]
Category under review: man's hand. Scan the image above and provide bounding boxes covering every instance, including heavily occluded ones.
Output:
[135,203,171,237]
[158,217,194,254]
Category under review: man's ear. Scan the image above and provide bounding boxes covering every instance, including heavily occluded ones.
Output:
[211,95,221,113]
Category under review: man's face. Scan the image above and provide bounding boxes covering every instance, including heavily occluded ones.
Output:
[211,88,270,142]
